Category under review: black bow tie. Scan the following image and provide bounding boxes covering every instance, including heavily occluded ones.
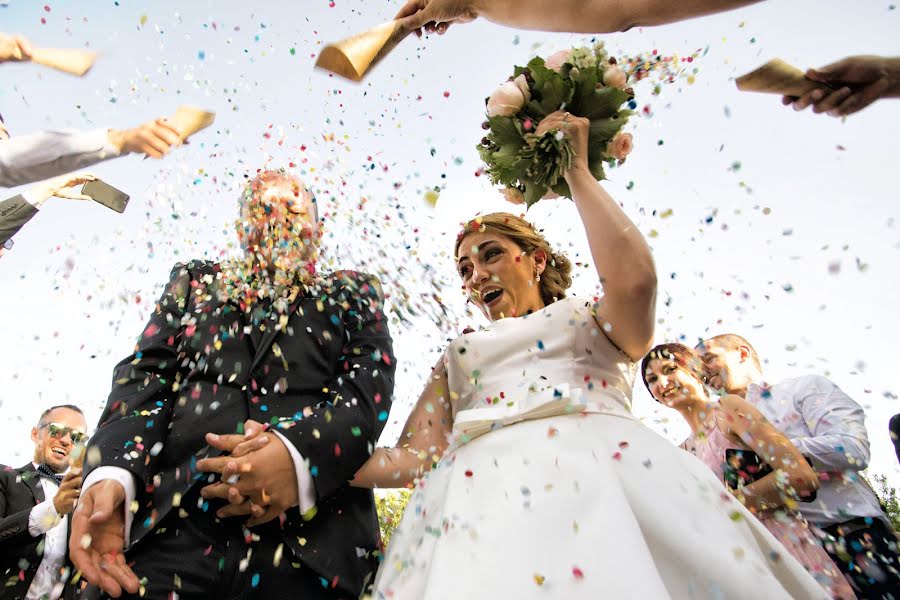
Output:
[36,464,64,485]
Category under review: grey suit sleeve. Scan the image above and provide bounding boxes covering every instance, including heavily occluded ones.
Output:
[0,129,120,188]
[0,194,38,245]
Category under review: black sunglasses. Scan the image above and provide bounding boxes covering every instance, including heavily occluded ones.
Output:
[41,422,89,445]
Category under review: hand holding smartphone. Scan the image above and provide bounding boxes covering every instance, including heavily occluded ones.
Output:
[81,179,130,213]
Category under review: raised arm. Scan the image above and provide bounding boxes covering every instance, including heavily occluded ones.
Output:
[535,112,656,360]
[718,394,820,513]
[395,0,761,34]
[0,120,181,188]
[352,357,453,489]
[789,376,870,472]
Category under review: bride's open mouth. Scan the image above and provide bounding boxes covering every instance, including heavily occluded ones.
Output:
[482,288,504,307]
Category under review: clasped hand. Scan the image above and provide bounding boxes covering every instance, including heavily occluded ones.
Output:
[196,419,300,527]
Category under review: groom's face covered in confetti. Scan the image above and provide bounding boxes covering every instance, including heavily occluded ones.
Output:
[237,171,321,275]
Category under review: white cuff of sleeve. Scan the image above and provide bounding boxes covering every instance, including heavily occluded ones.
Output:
[28,498,61,536]
[271,431,317,513]
[93,128,122,159]
[20,189,45,209]
[81,466,137,547]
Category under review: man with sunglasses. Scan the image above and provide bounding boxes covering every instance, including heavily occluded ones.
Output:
[0,404,88,600]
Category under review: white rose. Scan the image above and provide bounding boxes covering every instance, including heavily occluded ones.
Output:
[544,50,571,72]
[603,65,628,89]
[486,77,531,117]
[501,187,525,205]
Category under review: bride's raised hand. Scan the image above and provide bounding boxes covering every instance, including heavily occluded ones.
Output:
[395,0,479,37]
[534,111,591,176]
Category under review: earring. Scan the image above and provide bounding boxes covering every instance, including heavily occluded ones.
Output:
[535,271,541,282]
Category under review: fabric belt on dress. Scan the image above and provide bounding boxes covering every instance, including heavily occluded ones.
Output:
[450,383,634,446]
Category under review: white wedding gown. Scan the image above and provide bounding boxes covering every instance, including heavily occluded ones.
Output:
[373,297,825,599]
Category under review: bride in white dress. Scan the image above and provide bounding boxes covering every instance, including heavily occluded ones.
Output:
[352,111,825,599]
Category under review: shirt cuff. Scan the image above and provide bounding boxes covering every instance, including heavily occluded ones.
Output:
[28,499,62,536]
[271,430,317,514]
[81,466,137,547]
[20,189,45,209]
[92,128,122,159]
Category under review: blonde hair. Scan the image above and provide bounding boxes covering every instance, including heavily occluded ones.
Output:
[455,212,572,306]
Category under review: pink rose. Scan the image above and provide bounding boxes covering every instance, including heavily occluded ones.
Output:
[544,50,571,72]
[603,65,627,89]
[486,75,531,117]
[501,187,525,205]
[606,132,634,160]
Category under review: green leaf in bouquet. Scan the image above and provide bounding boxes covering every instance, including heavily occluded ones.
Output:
[538,75,575,115]
[487,116,524,148]
[524,99,548,120]
[523,181,549,208]
[579,87,630,120]
[587,115,628,149]
[588,153,607,182]
[526,56,548,72]
[550,179,572,200]
[529,63,574,115]
[491,142,523,169]
[569,68,599,116]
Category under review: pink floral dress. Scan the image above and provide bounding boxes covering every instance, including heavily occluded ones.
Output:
[685,420,856,600]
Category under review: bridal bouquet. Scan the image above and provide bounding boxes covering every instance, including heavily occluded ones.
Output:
[478,42,634,207]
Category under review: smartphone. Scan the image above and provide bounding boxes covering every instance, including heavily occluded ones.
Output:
[82,180,130,213]
[724,449,817,502]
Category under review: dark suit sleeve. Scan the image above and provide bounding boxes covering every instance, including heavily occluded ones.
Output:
[84,264,190,487]
[0,468,38,550]
[0,195,38,246]
[279,272,396,503]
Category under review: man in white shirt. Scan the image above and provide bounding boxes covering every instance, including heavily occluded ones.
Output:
[0,404,87,600]
[0,111,182,189]
[697,333,900,599]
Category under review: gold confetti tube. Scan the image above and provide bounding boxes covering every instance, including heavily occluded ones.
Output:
[735,58,829,97]
[70,443,86,469]
[29,47,97,77]
[168,105,216,142]
[315,20,409,82]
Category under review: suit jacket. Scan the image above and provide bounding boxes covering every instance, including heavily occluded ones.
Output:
[0,195,37,246]
[85,261,396,597]
[0,464,76,600]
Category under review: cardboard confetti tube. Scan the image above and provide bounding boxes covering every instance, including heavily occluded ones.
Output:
[70,443,86,469]
[315,20,409,82]
[168,105,216,142]
[29,47,97,77]
[735,58,830,97]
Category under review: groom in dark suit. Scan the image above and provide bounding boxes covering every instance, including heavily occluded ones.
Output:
[1,404,86,600]
[69,171,395,599]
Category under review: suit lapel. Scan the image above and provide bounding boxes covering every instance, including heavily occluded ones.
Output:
[18,463,46,504]
[248,294,306,375]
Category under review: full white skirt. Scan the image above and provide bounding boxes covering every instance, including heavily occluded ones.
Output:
[373,413,826,599]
